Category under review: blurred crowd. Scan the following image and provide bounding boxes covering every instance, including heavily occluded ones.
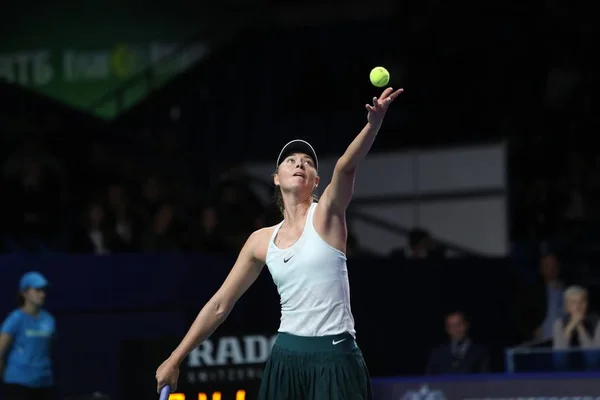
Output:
[0,129,474,260]
[0,132,269,254]
[0,0,597,262]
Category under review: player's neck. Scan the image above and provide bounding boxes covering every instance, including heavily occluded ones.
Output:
[22,303,41,316]
[283,199,312,228]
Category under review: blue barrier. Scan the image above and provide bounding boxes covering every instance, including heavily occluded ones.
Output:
[371,371,600,383]
[507,347,600,373]
[371,372,600,399]
[0,254,234,314]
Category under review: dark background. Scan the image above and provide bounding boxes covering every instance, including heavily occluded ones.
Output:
[1,0,599,399]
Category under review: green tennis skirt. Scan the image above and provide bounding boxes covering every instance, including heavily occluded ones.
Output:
[257,332,373,400]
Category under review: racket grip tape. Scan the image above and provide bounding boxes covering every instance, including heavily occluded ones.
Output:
[159,385,171,400]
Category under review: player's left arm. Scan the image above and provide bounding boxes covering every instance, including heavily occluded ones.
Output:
[321,87,403,213]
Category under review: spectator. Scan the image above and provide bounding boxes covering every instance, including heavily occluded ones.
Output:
[391,228,443,259]
[4,159,59,252]
[141,204,181,252]
[72,202,123,254]
[140,176,165,221]
[553,286,600,349]
[188,205,226,254]
[426,311,490,375]
[521,253,565,341]
[106,184,141,251]
[216,182,260,251]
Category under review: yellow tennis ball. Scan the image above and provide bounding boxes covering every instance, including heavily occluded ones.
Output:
[369,67,390,87]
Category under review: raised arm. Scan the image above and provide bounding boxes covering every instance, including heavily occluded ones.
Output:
[156,229,266,391]
[321,87,403,213]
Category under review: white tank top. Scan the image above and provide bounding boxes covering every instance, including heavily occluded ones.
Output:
[266,203,356,337]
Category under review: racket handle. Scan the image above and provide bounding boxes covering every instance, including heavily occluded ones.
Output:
[159,385,171,400]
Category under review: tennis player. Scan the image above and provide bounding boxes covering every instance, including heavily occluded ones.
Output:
[0,272,56,400]
[156,87,403,399]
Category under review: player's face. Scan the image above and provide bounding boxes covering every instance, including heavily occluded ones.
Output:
[24,287,47,307]
[275,153,319,192]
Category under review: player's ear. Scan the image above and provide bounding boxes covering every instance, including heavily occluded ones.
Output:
[273,171,280,186]
[314,175,320,188]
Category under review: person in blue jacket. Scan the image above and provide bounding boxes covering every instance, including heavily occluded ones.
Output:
[0,272,56,400]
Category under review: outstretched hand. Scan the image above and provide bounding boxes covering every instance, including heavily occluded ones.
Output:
[366,87,404,125]
[156,357,180,393]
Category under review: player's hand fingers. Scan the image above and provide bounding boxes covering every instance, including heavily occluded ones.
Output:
[389,88,404,100]
[156,374,167,393]
[380,87,393,99]
[372,97,378,107]
[365,104,373,112]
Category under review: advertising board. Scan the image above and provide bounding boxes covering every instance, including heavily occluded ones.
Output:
[0,1,205,118]
[120,332,276,400]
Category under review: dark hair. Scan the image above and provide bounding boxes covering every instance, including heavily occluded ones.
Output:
[274,188,285,216]
[17,292,25,307]
[446,310,468,323]
[409,228,430,247]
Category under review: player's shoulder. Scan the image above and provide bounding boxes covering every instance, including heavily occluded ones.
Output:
[248,224,279,243]
[246,225,280,262]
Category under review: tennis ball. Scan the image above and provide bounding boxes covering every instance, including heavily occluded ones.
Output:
[369,67,390,87]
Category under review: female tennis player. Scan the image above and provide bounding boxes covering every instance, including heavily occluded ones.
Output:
[156,87,403,399]
[0,272,56,400]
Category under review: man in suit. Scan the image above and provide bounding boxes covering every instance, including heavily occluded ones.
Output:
[530,253,565,340]
[426,311,490,375]
[513,252,565,344]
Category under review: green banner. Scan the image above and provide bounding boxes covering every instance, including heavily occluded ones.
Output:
[0,2,205,118]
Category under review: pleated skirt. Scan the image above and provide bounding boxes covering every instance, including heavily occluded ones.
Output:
[257,332,373,400]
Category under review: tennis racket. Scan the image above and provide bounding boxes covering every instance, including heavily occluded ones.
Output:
[159,385,171,400]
